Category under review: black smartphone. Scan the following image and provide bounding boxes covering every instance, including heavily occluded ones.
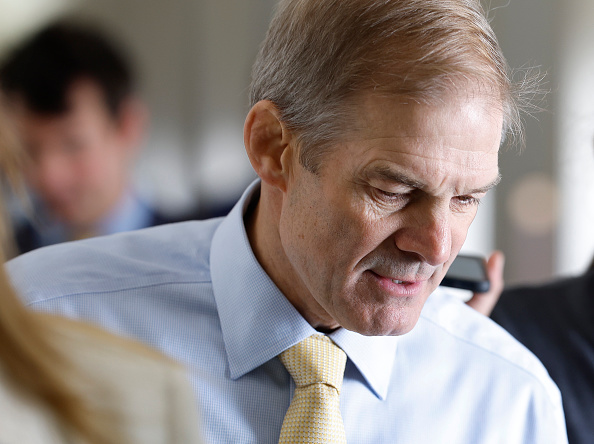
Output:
[441,254,490,293]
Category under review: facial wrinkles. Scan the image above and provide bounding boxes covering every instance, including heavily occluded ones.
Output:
[348,164,483,284]
[351,105,500,167]
[353,93,501,146]
[279,92,503,334]
[405,153,491,198]
[365,137,498,179]
[359,252,435,282]
[356,156,494,215]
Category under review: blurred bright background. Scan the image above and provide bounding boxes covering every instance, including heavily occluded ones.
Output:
[1,0,593,286]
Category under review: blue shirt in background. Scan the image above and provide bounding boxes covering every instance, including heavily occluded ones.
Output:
[13,188,160,254]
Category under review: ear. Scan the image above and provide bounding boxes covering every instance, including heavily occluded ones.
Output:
[244,100,295,192]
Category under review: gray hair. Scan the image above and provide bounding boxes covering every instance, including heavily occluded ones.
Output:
[250,0,523,171]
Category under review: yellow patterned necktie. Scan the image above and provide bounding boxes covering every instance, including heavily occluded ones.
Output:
[278,334,348,443]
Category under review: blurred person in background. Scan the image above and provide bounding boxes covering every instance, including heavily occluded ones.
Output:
[0,21,192,255]
[488,250,594,443]
[0,100,202,443]
[462,232,593,442]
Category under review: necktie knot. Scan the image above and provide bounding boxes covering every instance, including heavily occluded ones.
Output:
[279,334,347,392]
[278,334,348,443]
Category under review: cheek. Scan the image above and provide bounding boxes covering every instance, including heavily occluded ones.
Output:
[284,193,336,260]
[311,207,386,289]
[70,157,102,191]
[448,213,477,259]
[280,188,352,286]
[80,146,124,182]
[454,210,478,240]
[281,173,387,283]
[23,165,39,186]
[319,188,393,262]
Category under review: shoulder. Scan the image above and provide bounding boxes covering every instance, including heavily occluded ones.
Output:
[498,271,593,308]
[0,314,203,444]
[45,316,189,386]
[7,219,223,306]
[46,314,179,368]
[44,315,203,442]
[0,358,65,443]
[418,288,561,402]
[492,271,594,333]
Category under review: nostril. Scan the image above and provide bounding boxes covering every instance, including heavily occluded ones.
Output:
[393,216,451,266]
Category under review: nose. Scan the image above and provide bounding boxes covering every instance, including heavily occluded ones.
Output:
[394,202,452,266]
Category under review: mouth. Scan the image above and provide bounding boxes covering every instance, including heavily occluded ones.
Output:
[375,272,431,285]
[367,270,431,297]
[388,277,423,287]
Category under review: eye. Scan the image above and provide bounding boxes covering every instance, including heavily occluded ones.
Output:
[371,188,411,208]
[452,195,481,211]
[375,187,406,199]
[378,189,402,199]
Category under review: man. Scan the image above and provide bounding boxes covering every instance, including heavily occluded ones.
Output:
[8,1,567,442]
[0,22,182,254]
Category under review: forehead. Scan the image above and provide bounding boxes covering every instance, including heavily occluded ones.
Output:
[13,82,114,141]
[329,92,503,189]
[352,91,502,142]
[13,80,110,120]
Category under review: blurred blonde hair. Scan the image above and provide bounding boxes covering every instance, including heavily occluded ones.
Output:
[0,99,116,443]
[0,95,21,258]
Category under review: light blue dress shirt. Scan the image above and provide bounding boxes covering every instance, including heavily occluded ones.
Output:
[8,181,567,443]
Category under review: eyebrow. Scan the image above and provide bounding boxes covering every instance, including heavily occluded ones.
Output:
[370,165,502,194]
[470,174,502,194]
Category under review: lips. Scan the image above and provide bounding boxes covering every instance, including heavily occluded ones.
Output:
[372,271,431,285]
[364,261,436,298]
[364,270,427,297]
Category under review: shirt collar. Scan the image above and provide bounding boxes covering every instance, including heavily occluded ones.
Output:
[210,180,398,400]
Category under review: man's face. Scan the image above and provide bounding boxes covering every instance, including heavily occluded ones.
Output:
[13,81,132,228]
[278,92,502,336]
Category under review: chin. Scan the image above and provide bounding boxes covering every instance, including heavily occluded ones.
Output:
[340,310,421,337]
[52,206,80,222]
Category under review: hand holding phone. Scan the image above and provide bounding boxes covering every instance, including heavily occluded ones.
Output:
[441,254,490,293]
